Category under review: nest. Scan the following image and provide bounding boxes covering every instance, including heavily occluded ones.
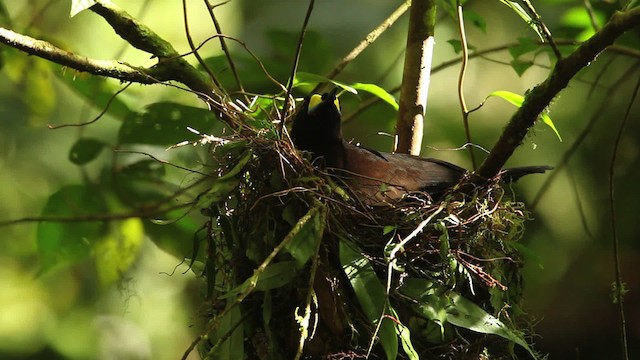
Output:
[192,112,539,360]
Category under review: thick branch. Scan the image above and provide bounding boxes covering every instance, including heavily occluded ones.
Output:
[476,8,640,179]
[395,0,436,155]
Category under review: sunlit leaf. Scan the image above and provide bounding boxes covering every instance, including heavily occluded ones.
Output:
[446,293,539,359]
[392,308,419,360]
[119,102,221,145]
[340,240,398,360]
[488,90,562,141]
[70,0,97,17]
[94,218,144,287]
[293,72,356,94]
[561,7,604,41]
[351,83,399,110]
[69,138,106,165]
[37,185,109,271]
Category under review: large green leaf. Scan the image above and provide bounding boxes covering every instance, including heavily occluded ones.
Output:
[37,185,109,271]
[340,240,398,360]
[118,102,221,145]
[446,293,538,359]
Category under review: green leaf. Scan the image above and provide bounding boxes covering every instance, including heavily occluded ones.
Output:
[510,59,533,77]
[488,90,562,141]
[561,7,603,41]
[446,39,462,54]
[446,293,538,359]
[70,0,97,17]
[508,37,540,60]
[464,9,487,33]
[340,240,398,360]
[118,102,221,145]
[222,261,298,299]
[37,185,109,271]
[56,69,132,121]
[94,219,144,287]
[68,138,106,165]
[293,72,357,94]
[392,308,419,360]
[284,205,326,269]
[351,83,399,110]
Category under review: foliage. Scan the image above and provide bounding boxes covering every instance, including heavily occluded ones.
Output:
[2,0,640,359]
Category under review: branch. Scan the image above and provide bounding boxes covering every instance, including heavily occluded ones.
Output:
[476,8,640,180]
[395,0,436,155]
[89,1,217,96]
[0,27,151,82]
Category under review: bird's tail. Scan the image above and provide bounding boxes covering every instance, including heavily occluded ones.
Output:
[501,166,553,182]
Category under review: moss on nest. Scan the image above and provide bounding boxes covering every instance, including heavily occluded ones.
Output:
[193,114,540,360]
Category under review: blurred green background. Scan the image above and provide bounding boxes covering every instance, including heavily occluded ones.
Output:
[1,0,639,359]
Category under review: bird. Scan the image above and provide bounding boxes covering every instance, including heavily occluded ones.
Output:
[290,88,552,204]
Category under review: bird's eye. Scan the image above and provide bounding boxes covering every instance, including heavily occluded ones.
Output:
[308,94,322,112]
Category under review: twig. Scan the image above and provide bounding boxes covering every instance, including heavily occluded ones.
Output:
[476,8,640,180]
[181,0,224,93]
[455,4,477,169]
[280,0,315,134]
[607,67,638,360]
[315,0,411,93]
[203,0,247,101]
[48,83,132,129]
[582,0,601,31]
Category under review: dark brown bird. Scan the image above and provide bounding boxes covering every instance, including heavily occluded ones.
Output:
[291,88,551,204]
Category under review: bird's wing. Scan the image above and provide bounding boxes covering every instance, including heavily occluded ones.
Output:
[335,143,466,203]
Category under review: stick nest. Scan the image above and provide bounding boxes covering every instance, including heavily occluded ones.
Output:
[194,114,539,360]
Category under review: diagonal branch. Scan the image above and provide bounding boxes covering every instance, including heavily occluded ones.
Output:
[476,8,640,180]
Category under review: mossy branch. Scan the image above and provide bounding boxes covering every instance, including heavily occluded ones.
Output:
[476,8,640,180]
[0,1,218,99]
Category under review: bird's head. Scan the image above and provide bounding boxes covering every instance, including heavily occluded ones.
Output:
[291,88,342,153]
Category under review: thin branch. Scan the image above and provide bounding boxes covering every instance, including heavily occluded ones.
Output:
[455,4,477,169]
[607,71,638,360]
[181,0,224,93]
[0,27,152,82]
[48,83,132,129]
[281,0,315,134]
[203,0,247,99]
[476,7,640,180]
[315,0,411,92]
[582,0,601,31]
[0,203,191,227]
